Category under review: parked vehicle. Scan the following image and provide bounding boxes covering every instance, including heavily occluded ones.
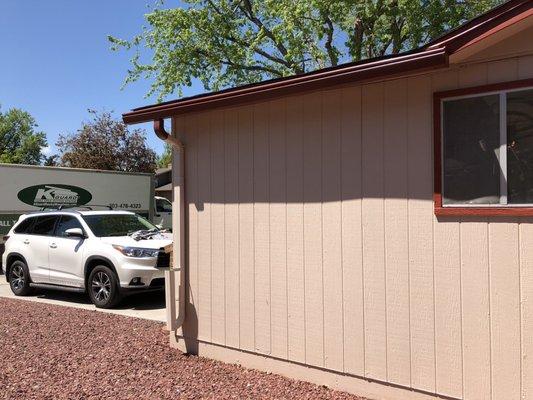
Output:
[2,209,172,308]
[0,164,174,262]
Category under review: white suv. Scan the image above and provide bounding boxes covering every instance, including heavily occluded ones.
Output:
[2,209,172,308]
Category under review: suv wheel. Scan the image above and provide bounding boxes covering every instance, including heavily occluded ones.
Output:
[9,260,33,296]
[88,265,121,309]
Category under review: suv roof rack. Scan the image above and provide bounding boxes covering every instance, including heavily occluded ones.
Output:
[39,204,115,212]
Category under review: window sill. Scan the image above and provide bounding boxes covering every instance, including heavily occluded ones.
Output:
[434,206,533,216]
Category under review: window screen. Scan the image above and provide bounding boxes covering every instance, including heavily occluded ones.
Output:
[507,89,533,204]
[442,95,500,205]
[441,87,533,207]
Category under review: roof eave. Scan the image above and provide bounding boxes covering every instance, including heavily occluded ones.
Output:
[428,0,532,53]
[122,48,448,124]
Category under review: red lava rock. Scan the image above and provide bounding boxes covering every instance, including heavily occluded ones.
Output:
[0,298,368,400]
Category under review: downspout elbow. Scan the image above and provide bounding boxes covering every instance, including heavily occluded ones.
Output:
[154,119,184,150]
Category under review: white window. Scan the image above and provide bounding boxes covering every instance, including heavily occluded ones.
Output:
[441,86,533,207]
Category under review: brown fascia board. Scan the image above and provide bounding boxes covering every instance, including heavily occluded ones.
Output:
[427,0,532,53]
[122,48,448,124]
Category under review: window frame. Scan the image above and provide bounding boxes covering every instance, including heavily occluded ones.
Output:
[434,78,533,216]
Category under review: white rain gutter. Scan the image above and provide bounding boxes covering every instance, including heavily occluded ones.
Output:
[154,119,186,333]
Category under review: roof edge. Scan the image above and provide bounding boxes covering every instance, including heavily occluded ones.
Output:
[428,0,532,53]
[123,48,447,124]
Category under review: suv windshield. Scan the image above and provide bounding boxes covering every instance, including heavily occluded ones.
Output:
[82,214,158,237]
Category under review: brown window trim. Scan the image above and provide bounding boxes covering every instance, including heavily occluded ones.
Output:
[434,78,533,217]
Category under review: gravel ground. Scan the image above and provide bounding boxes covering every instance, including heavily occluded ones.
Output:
[0,298,367,400]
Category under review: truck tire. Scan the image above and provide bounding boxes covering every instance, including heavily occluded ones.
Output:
[88,265,121,309]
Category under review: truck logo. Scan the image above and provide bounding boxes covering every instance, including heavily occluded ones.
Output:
[17,184,92,208]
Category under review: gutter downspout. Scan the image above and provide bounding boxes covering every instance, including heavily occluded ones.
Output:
[155,119,186,333]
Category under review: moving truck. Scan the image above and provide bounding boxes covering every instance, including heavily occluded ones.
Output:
[0,164,159,261]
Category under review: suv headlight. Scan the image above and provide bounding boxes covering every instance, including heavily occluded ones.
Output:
[112,245,160,258]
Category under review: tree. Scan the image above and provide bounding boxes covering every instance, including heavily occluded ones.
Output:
[0,107,47,165]
[109,0,501,100]
[56,110,157,173]
[157,143,172,168]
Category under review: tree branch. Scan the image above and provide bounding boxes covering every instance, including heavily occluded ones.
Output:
[379,37,393,56]
[195,47,284,78]
[352,17,364,61]
[323,15,338,66]
[206,0,296,71]
[221,59,284,76]
[222,34,294,69]
[239,0,288,56]
[238,0,304,74]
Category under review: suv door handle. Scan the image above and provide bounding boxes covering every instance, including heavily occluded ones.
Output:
[50,243,57,249]
[23,239,30,244]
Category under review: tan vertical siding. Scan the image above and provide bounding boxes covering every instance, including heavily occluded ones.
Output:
[238,106,255,352]
[302,92,324,367]
[285,95,306,363]
[406,75,436,393]
[177,52,533,400]
[197,114,212,342]
[340,86,365,377]
[253,103,271,355]
[383,78,410,387]
[361,82,387,381]
[210,110,226,345]
[460,219,491,400]
[322,89,344,371]
[269,98,288,360]
[223,109,240,349]
[184,114,199,340]
[489,221,521,400]
[520,220,533,400]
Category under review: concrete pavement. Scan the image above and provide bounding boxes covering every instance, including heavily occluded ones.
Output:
[0,277,166,322]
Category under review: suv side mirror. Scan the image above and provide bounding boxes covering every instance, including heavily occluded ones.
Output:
[65,228,85,238]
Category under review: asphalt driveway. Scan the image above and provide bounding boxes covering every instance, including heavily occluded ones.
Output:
[0,278,166,322]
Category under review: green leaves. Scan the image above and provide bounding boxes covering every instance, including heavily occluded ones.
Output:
[110,0,502,100]
[0,107,47,165]
[158,143,172,169]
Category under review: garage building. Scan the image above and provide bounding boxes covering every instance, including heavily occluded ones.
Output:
[123,1,533,399]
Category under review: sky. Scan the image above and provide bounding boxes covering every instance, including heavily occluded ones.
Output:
[0,0,203,157]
